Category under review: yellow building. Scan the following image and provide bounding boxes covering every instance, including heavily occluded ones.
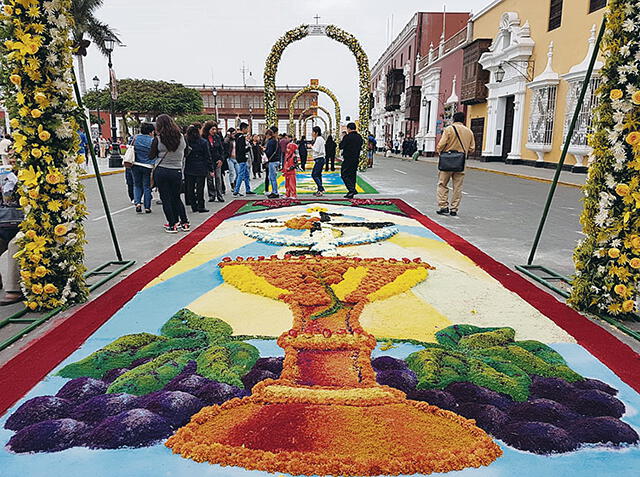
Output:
[463,0,607,172]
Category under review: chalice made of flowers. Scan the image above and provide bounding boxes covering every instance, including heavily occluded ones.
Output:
[167,255,501,476]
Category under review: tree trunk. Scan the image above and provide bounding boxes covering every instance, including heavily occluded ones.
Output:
[75,54,87,95]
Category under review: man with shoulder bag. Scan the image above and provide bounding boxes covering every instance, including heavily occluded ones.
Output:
[435,111,475,217]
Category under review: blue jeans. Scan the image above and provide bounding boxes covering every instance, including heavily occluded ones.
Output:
[312,157,325,192]
[233,162,251,194]
[227,157,239,185]
[268,162,279,195]
[131,165,152,210]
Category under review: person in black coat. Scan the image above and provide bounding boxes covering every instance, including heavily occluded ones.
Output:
[339,123,363,199]
[325,135,337,172]
[202,121,225,202]
[184,124,213,213]
[298,136,308,171]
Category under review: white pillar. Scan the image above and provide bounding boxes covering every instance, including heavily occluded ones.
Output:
[508,90,526,161]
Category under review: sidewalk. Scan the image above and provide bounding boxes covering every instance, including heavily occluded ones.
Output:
[80,156,125,180]
[380,153,587,188]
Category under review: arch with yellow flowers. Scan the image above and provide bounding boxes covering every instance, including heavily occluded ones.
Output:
[301,115,329,138]
[288,85,340,139]
[298,105,333,138]
[264,24,370,168]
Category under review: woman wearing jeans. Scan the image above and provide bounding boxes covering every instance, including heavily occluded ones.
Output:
[310,126,326,197]
[150,114,189,233]
[131,122,156,214]
[264,129,281,199]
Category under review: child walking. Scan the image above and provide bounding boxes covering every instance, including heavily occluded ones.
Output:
[284,142,299,198]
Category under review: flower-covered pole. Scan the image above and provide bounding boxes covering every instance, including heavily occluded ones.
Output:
[0,0,88,310]
[288,84,340,138]
[570,1,640,316]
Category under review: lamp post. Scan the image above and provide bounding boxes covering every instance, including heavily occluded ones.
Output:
[92,76,101,139]
[249,105,253,132]
[212,86,219,124]
[105,37,122,168]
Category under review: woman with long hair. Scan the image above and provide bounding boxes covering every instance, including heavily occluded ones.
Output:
[184,124,213,213]
[202,121,225,202]
[149,114,189,233]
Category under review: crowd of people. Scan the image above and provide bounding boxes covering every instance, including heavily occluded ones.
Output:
[122,117,367,233]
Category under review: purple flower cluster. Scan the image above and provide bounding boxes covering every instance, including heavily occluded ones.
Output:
[5,367,247,453]
[371,357,639,454]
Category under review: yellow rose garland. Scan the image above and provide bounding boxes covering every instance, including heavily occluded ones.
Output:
[0,0,88,310]
[570,0,640,316]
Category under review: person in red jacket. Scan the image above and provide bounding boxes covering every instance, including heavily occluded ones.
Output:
[283,142,299,198]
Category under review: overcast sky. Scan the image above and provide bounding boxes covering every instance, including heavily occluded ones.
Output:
[82,0,490,118]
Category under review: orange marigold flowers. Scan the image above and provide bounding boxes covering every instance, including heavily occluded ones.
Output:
[25,230,37,240]
[38,129,51,141]
[616,184,630,196]
[627,131,640,146]
[31,148,42,158]
[54,224,68,236]
[31,108,43,119]
[46,172,62,184]
[622,300,636,313]
[630,258,640,269]
[633,91,640,105]
[32,283,43,294]
[9,74,21,86]
[608,248,621,259]
[610,89,624,100]
[631,236,640,249]
[34,266,48,278]
[614,284,627,296]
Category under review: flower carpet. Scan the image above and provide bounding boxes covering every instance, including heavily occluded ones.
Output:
[0,199,638,476]
[252,170,378,195]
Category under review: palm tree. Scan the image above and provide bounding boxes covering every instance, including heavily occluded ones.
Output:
[70,0,120,94]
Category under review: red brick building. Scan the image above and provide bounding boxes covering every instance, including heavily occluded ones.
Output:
[194,85,318,134]
[370,11,470,146]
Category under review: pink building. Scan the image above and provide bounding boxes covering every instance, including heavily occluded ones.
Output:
[370,11,470,147]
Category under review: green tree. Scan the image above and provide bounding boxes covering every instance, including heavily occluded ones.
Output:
[570,1,640,316]
[70,0,120,94]
[84,79,204,122]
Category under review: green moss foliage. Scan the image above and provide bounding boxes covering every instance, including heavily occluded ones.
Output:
[160,309,233,341]
[133,334,210,361]
[106,350,196,395]
[57,333,167,379]
[196,342,260,387]
[406,325,584,401]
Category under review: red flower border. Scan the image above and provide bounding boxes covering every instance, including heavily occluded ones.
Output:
[0,198,638,417]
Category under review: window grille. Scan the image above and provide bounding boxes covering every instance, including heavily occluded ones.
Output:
[528,85,558,146]
[589,0,606,13]
[548,0,563,31]
[563,77,601,147]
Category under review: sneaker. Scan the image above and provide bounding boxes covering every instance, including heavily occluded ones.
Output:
[144,209,152,214]
[217,196,225,202]
[180,222,191,232]
[246,191,256,195]
[450,211,458,217]
[156,199,163,205]
[313,191,324,197]
[436,208,450,215]
[164,223,179,234]
[197,209,210,213]
[208,198,216,203]
[232,193,243,197]
[135,204,142,214]
[267,193,280,199]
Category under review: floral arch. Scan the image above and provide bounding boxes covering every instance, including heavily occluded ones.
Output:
[288,84,340,139]
[298,104,333,137]
[264,24,370,168]
[301,115,328,138]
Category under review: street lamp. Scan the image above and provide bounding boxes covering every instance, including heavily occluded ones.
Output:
[212,86,219,124]
[105,37,122,168]
[92,76,101,140]
[495,64,506,83]
[422,97,427,107]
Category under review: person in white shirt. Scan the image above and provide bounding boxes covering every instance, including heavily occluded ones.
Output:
[310,126,326,196]
[0,135,12,166]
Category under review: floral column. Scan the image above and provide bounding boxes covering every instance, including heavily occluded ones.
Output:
[0,0,88,310]
[570,1,640,316]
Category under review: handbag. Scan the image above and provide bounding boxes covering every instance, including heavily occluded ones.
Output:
[0,207,23,228]
[123,136,136,168]
[438,125,466,173]
[150,150,168,189]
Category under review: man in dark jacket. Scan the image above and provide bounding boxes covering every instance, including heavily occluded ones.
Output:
[233,123,256,197]
[339,122,364,199]
[298,136,308,170]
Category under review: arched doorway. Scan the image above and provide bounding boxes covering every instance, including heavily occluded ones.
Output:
[264,23,371,168]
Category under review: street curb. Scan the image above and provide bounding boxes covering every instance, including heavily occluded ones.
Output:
[379,154,583,189]
[79,169,124,180]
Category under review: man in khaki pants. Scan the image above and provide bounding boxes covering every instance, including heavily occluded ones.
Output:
[435,112,475,217]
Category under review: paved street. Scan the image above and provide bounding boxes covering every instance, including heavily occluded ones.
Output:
[3,157,637,364]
